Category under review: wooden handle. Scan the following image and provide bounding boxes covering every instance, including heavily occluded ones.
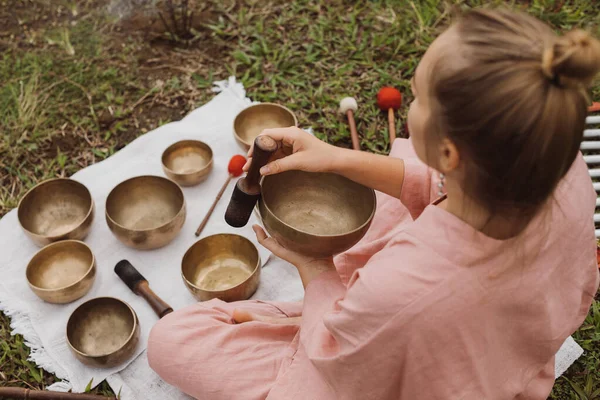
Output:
[244,136,278,190]
[0,387,116,400]
[346,110,360,151]
[136,281,173,318]
[195,175,232,236]
[388,108,396,144]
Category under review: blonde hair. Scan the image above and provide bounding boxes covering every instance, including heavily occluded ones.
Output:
[428,8,600,219]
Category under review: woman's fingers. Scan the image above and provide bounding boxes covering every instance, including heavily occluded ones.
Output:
[252,225,302,265]
[260,154,303,175]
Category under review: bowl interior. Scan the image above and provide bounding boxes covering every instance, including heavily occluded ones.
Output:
[106,176,184,231]
[234,104,296,145]
[67,298,136,357]
[182,234,259,292]
[162,140,212,175]
[18,179,92,237]
[261,171,375,236]
[27,241,93,290]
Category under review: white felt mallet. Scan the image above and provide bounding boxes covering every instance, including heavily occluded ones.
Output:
[339,97,360,151]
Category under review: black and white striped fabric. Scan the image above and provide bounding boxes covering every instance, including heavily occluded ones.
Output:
[582,114,600,237]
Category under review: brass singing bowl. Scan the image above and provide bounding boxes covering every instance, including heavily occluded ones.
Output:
[67,297,140,368]
[26,240,96,304]
[161,140,214,186]
[105,176,186,250]
[182,234,261,302]
[259,171,376,258]
[18,178,94,247]
[233,103,298,150]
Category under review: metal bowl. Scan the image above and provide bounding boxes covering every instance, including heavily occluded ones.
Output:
[161,140,214,186]
[18,178,94,247]
[259,171,376,258]
[182,234,260,302]
[233,103,298,150]
[26,240,96,304]
[67,297,140,368]
[105,176,186,250]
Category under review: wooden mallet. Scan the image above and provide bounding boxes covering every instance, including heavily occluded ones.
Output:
[377,87,402,144]
[195,154,246,237]
[114,260,173,318]
[0,388,115,400]
[224,136,278,228]
[339,97,360,150]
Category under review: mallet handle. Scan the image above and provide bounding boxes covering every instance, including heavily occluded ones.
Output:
[0,387,116,400]
[195,175,232,236]
[136,281,173,319]
[242,136,278,195]
[347,110,360,151]
[388,108,396,144]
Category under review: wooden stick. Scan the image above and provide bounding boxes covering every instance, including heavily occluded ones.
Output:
[195,175,232,236]
[0,387,116,400]
[136,280,173,318]
[388,108,396,143]
[346,110,360,151]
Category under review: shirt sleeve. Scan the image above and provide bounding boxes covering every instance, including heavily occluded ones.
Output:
[298,245,451,399]
[399,158,438,220]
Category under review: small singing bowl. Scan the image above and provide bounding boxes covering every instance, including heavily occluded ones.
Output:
[233,103,298,150]
[182,234,261,302]
[26,240,96,304]
[161,140,214,186]
[259,171,376,258]
[67,297,140,368]
[105,175,186,250]
[18,178,94,247]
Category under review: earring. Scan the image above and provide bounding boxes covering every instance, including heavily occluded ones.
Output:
[437,173,445,197]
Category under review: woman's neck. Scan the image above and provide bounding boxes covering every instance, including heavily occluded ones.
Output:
[442,181,530,240]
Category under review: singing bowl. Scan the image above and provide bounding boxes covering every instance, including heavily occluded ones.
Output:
[105,176,186,250]
[259,171,376,258]
[233,103,298,150]
[18,178,94,247]
[161,140,214,186]
[182,234,260,302]
[67,297,140,368]
[26,240,96,304]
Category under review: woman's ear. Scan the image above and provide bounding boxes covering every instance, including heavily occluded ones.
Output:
[438,138,460,173]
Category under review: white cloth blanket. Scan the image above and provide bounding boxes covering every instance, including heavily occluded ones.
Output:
[0,78,583,399]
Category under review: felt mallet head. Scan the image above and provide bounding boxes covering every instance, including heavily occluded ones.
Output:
[377,87,402,111]
[228,154,246,177]
[339,97,358,114]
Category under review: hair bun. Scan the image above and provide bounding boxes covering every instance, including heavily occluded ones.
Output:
[541,29,600,88]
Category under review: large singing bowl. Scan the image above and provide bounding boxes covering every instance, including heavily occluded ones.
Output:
[105,176,186,250]
[18,178,94,247]
[258,171,376,258]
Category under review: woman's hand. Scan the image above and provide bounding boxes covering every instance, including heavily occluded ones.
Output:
[243,127,341,176]
[252,225,335,289]
[243,126,407,199]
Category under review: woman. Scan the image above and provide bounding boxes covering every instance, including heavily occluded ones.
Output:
[148,8,600,399]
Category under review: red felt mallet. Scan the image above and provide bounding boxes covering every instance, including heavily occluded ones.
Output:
[377,87,403,144]
[195,155,246,237]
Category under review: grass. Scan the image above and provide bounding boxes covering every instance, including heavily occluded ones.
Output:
[0,0,599,398]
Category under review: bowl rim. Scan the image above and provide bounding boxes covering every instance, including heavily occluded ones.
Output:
[161,139,214,177]
[260,172,377,238]
[181,233,261,294]
[233,102,299,147]
[17,178,94,240]
[26,240,96,292]
[66,296,138,359]
[105,175,186,233]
